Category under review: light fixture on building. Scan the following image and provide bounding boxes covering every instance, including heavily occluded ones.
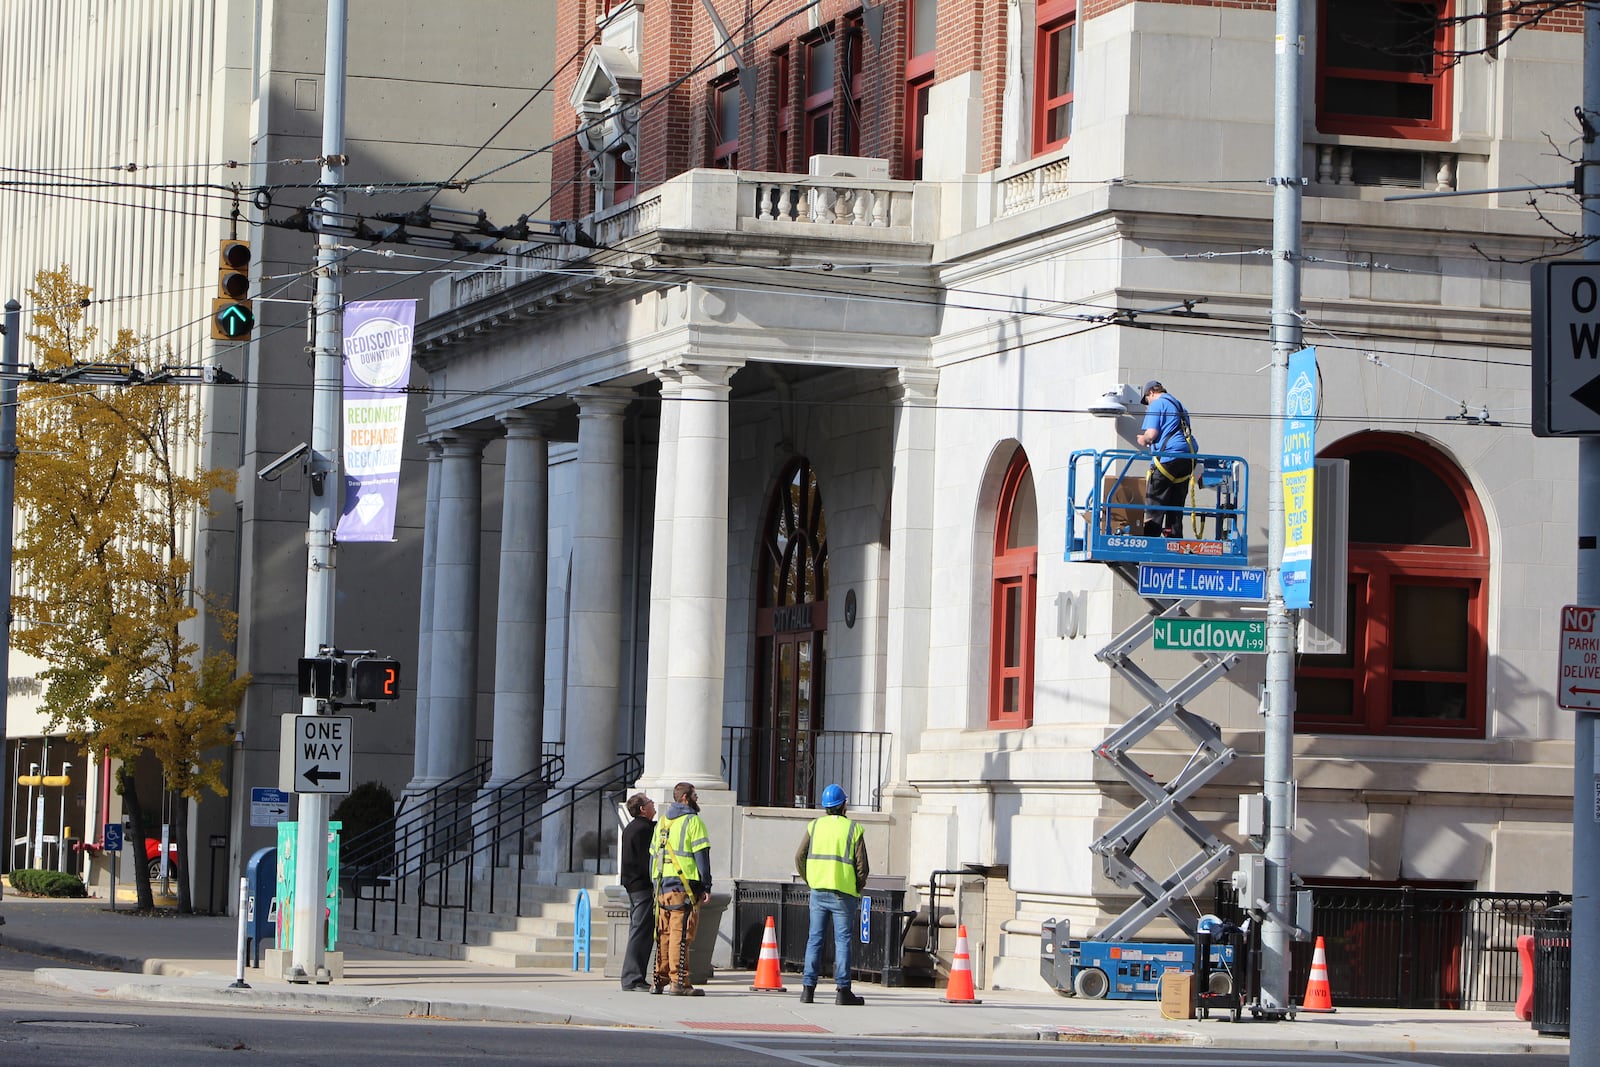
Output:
[1088,383,1142,417]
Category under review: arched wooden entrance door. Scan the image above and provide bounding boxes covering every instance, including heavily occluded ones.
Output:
[752,458,828,808]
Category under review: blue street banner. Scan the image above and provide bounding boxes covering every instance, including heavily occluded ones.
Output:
[337,300,415,542]
[1281,346,1317,609]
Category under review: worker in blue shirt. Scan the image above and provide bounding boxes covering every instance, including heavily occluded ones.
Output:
[1136,380,1198,538]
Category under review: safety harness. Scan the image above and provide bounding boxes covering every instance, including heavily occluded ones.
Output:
[1148,397,1199,536]
[654,816,700,988]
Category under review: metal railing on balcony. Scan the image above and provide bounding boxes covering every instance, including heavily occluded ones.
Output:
[721,726,891,812]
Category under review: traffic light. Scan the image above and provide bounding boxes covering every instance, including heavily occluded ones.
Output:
[350,657,402,701]
[210,238,255,341]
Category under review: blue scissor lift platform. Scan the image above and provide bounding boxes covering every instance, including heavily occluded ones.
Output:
[1045,450,1257,1002]
[1066,449,1250,568]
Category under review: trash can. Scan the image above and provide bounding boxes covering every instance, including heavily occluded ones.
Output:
[602,885,633,979]
[1532,904,1571,1037]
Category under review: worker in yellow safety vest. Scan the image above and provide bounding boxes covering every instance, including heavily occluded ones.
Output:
[650,781,711,995]
[795,783,870,1005]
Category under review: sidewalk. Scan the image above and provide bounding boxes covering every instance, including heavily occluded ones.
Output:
[0,894,1568,1054]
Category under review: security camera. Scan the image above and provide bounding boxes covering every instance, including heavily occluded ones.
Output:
[257,442,310,481]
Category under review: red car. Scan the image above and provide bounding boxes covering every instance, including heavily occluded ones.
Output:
[143,838,179,880]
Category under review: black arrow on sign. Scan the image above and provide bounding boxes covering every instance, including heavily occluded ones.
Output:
[1573,374,1600,419]
[301,764,344,786]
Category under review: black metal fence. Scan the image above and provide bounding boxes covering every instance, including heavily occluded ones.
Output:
[732,879,912,986]
[1216,881,1569,1010]
[721,726,891,811]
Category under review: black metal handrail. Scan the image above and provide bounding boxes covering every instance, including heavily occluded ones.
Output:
[348,752,639,944]
[721,725,891,811]
[340,742,563,911]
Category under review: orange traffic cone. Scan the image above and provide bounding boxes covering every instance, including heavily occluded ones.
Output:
[941,924,982,1004]
[1300,936,1336,1013]
[750,915,787,992]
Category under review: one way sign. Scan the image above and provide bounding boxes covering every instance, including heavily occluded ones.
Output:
[279,714,354,794]
[1534,261,1600,436]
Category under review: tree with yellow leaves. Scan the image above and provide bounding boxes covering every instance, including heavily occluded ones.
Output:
[11,267,248,913]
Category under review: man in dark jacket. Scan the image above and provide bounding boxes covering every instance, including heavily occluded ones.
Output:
[618,792,657,991]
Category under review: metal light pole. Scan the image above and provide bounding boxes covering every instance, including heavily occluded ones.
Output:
[1260,0,1305,1017]
[1571,7,1600,1060]
[288,0,347,984]
[0,299,16,880]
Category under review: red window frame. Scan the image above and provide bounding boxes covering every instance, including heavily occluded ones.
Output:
[904,0,937,178]
[1317,0,1453,140]
[1295,434,1488,738]
[989,450,1037,728]
[710,77,740,169]
[803,32,835,159]
[1033,0,1076,156]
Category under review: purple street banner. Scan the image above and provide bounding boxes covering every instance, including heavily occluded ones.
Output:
[337,299,415,542]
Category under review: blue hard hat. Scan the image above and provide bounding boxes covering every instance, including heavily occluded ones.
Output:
[820,784,847,809]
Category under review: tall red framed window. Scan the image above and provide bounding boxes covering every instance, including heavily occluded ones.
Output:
[1295,434,1487,738]
[775,48,793,170]
[1034,0,1076,155]
[990,449,1038,728]
[1317,0,1453,140]
[803,32,835,158]
[710,77,741,168]
[904,0,937,178]
[842,17,866,156]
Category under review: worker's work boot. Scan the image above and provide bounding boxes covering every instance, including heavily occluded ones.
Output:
[799,985,815,1003]
[836,986,865,1006]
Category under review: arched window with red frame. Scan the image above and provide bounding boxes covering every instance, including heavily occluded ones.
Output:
[1295,433,1488,737]
[990,448,1038,728]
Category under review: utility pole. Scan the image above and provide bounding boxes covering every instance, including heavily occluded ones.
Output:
[0,299,17,880]
[1571,6,1600,1060]
[288,0,347,984]
[1259,0,1304,1018]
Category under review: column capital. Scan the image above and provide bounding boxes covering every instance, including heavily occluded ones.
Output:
[887,367,939,405]
[570,387,634,418]
[496,409,557,438]
[434,428,494,457]
[664,357,742,390]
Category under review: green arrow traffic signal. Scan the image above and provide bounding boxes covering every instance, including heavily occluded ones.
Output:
[211,298,255,341]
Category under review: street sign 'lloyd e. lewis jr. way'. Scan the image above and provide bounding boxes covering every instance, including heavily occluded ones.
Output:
[1559,604,1600,710]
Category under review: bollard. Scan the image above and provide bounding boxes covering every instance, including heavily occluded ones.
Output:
[229,876,251,989]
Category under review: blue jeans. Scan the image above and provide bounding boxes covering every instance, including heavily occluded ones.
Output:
[803,888,857,988]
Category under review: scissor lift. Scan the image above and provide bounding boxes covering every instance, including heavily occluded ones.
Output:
[1067,450,1252,944]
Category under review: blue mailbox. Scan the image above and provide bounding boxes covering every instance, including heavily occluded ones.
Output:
[244,847,277,968]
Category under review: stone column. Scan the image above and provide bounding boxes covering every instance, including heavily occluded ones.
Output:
[882,370,938,875]
[425,430,490,784]
[660,361,741,785]
[563,390,631,783]
[484,411,553,788]
[406,440,443,793]
[639,369,683,789]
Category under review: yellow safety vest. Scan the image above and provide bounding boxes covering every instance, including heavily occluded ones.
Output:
[805,815,863,895]
[651,813,709,886]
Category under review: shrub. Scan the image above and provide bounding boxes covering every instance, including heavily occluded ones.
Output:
[9,868,88,897]
[333,780,396,846]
